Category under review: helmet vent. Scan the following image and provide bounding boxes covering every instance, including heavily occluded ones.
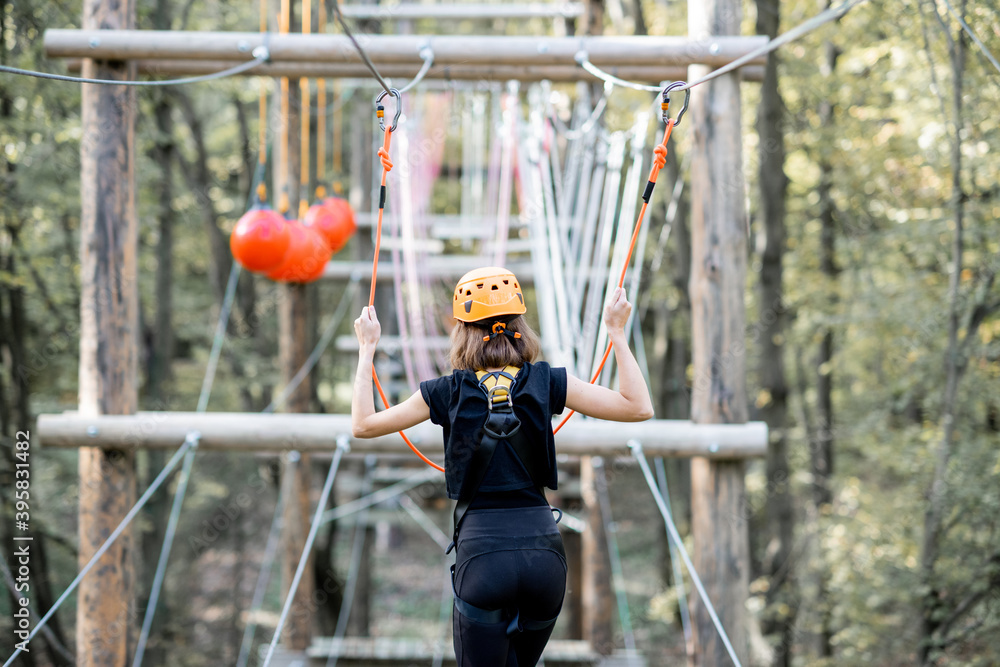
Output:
[476,283,484,288]
[466,289,472,296]
[491,284,499,290]
[503,280,509,285]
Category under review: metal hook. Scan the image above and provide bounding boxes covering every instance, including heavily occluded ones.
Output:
[661,81,690,127]
[375,87,402,132]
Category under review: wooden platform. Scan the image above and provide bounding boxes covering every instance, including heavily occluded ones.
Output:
[266,637,601,666]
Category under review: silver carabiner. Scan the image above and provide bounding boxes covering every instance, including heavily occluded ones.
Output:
[375,88,402,132]
[661,81,690,127]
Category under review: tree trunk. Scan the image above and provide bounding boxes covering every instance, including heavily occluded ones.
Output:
[920,1,967,662]
[275,7,317,641]
[78,0,139,660]
[754,0,795,663]
[0,247,39,667]
[173,89,234,306]
[687,0,750,663]
[147,89,175,400]
[810,24,841,658]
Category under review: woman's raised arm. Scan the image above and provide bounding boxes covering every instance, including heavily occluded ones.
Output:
[351,306,431,438]
[563,287,654,422]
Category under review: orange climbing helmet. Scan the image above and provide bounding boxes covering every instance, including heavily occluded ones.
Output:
[453,267,526,323]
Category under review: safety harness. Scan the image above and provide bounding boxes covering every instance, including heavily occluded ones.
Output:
[447,365,561,635]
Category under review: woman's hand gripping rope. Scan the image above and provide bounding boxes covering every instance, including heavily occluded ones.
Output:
[552,105,678,434]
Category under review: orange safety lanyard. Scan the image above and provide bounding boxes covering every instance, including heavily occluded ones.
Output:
[368,96,445,472]
[554,117,677,434]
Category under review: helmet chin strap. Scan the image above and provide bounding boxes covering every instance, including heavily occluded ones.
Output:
[482,321,522,343]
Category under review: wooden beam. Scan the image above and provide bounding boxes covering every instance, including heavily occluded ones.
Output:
[321,258,535,280]
[581,457,613,654]
[37,412,768,458]
[44,30,769,68]
[687,0,751,662]
[336,3,586,20]
[333,335,452,352]
[62,57,765,83]
[76,0,138,661]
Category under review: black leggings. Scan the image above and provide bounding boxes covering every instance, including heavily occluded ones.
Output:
[452,506,567,667]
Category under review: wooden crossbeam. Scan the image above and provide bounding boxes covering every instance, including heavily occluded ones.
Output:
[63,58,765,83]
[44,30,768,68]
[333,335,452,352]
[37,411,767,458]
[321,258,535,280]
[300,637,600,663]
[336,3,586,20]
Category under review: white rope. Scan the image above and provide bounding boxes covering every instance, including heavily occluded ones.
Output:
[262,438,349,666]
[132,443,199,667]
[321,467,442,524]
[325,456,376,667]
[576,0,868,100]
[263,274,362,413]
[654,457,694,655]
[593,458,637,653]
[630,441,743,667]
[575,52,663,93]
[0,50,268,86]
[430,564,454,667]
[940,0,1000,76]
[676,0,868,92]
[397,46,435,94]
[234,481,288,667]
[3,433,199,667]
[398,496,450,550]
[197,261,242,412]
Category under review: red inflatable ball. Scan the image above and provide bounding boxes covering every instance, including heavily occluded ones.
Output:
[266,220,332,284]
[230,206,291,273]
[304,196,356,254]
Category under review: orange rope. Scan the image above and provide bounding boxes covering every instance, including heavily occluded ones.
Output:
[299,77,311,219]
[298,0,312,219]
[316,80,327,198]
[257,0,268,170]
[332,80,343,192]
[316,0,327,198]
[554,119,676,434]
[368,126,445,472]
[278,77,290,214]
[277,0,290,214]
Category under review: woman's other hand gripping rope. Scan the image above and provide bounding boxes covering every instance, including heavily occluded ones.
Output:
[368,91,445,472]
[553,84,685,434]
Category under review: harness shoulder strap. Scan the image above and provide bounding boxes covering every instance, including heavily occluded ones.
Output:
[448,367,523,554]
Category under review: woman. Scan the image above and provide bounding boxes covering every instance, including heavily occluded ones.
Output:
[352,267,653,666]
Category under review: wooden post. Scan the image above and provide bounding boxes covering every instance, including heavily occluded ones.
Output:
[687,0,750,663]
[580,456,613,654]
[275,8,316,646]
[77,0,138,660]
[579,0,614,653]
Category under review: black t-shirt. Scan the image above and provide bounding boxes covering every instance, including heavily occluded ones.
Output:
[419,361,568,500]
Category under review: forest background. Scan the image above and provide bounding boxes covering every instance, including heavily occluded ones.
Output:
[0,0,998,665]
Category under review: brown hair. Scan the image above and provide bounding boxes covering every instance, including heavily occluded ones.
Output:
[449,315,541,371]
